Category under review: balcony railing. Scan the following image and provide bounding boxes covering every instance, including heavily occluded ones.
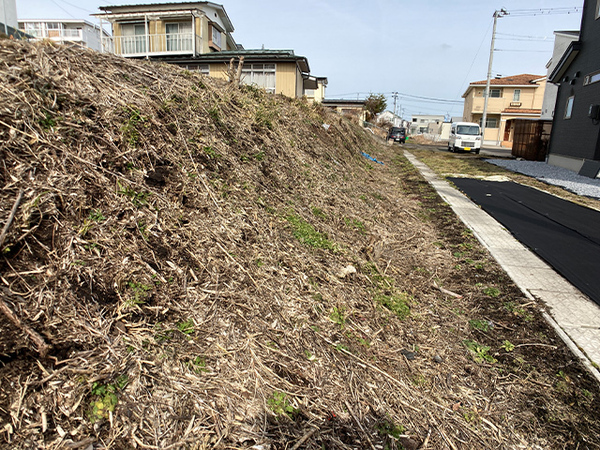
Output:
[104,33,200,57]
[25,29,83,40]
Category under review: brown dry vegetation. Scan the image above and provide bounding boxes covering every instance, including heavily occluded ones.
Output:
[0,39,599,449]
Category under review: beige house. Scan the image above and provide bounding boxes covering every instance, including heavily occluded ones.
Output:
[462,74,546,147]
[93,2,326,100]
[94,2,238,57]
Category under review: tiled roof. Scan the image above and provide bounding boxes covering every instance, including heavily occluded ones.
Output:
[501,108,542,115]
[470,74,544,86]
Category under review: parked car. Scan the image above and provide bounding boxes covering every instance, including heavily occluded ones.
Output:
[448,122,481,153]
[387,127,406,143]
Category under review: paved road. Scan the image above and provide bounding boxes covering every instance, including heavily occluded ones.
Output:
[403,142,513,158]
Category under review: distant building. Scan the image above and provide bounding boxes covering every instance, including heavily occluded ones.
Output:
[18,19,110,51]
[547,0,600,175]
[378,111,408,128]
[322,99,366,121]
[462,74,546,147]
[409,114,444,134]
[541,31,580,120]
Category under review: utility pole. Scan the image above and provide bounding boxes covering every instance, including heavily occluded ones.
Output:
[392,92,399,126]
[481,9,507,144]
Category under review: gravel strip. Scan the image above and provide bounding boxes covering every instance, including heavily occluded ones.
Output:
[486,159,600,199]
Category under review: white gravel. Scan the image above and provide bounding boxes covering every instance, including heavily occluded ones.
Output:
[486,159,600,200]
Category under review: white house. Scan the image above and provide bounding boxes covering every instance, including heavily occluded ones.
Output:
[18,19,110,51]
[541,30,580,120]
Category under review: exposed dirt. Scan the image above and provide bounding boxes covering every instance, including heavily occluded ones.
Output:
[0,39,599,449]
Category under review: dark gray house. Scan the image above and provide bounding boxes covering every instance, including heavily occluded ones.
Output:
[548,0,600,177]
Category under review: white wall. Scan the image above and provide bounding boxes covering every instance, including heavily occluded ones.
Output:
[0,0,18,33]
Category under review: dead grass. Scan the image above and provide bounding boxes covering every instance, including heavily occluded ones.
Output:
[0,39,598,449]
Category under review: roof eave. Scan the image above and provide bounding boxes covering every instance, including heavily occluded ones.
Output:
[549,41,582,83]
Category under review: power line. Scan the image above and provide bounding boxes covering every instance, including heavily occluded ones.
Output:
[54,0,95,14]
[48,0,76,18]
[504,7,582,17]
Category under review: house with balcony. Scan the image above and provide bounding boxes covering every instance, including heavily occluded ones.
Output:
[462,74,547,147]
[93,2,237,58]
[18,19,109,51]
[93,2,326,100]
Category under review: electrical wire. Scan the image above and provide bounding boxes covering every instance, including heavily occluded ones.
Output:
[48,0,76,18]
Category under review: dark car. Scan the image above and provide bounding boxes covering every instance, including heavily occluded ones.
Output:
[387,127,406,143]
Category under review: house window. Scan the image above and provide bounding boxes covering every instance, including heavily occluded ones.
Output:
[185,64,209,75]
[564,96,574,119]
[479,117,499,128]
[241,64,276,93]
[121,23,146,54]
[165,22,192,52]
[210,25,222,49]
[513,89,521,101]
[482,88,501,97]
[24,22,42,37]
[584,70,600,86]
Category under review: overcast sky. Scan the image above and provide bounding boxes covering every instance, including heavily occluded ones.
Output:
[16,0,584,118]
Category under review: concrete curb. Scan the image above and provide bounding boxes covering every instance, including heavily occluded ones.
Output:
[404,150,600,384]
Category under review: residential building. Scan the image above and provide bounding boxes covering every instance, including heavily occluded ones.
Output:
[94,2,237,57]
[168,49,324,99]
[322,99,367,121]
[18,19,110,51]
[94,2,326,99]
[378,111,408,128]
[541,31,580,120]
[304,76,328,103]
[0,0,17,36]
[547,0,600,175]
[409,114,444,134]
[462,74,546,147]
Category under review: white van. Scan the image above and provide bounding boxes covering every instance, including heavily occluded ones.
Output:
[448,122,482,153]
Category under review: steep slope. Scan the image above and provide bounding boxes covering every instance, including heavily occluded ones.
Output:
[0,39,599,449]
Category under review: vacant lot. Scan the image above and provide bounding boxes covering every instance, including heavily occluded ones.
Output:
[0,40,599,449]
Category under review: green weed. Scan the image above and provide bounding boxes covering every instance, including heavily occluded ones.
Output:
[286,213,335,250]
[118,182,150,208]
[268,391,297,418]
[88,376,127,423]
[375,293,410,319]
[469,319,491,332]
[501,340,515,352]
[311,207,327,219]
[177,319,195,335]
[344,217,366,232]
[375,419,406,439]
[483,287,500,297]
[188,356,208,373]
[329,306,346,327]
[463,340,497,364]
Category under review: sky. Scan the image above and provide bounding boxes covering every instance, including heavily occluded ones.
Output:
[15,0,584,119]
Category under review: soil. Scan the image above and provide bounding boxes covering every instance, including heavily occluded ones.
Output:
[0,39,599,449]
